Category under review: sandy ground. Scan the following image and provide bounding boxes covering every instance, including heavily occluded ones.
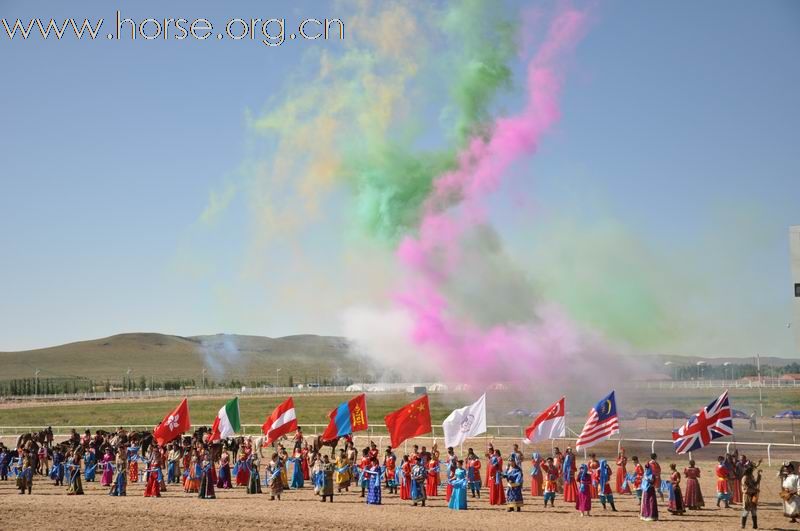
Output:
[0,461,795,531]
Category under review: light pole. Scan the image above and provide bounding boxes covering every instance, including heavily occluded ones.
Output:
[723,362,730,384]
[126,368,133,392]
[275,368,281,394]
[202,367,207,390]
[35,369,40,397]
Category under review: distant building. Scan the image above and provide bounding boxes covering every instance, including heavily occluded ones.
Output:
[792,226,800,354]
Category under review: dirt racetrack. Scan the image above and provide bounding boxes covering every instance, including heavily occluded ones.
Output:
[0,459,794,531]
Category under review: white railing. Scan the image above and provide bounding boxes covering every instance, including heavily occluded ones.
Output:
[627,379,800,390]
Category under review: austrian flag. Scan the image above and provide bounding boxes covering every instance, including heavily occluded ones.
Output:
[262,397,298,445]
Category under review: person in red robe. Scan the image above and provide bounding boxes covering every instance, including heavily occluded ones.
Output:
[143,461,161,497]
[683,459,704,509]
[648,453,663,501]
[300,446,310,481]
[399,456,412,500]
[488,449,506,505]
[616,448,631,494]
[588,453,600,499]
[553,447,564,493]
[530,452,543,497]
[466,449,481,498]
[715,455,731,508]
[426,454,439,497]
[445,447,457,502]
[542,457,559,507]
[358,449,371,498]
[632,456,645,501]
[384,448,397,494]
[484,443,495,488]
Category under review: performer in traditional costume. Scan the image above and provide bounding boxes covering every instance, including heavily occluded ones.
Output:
[144,458,161,497]
[127,443,139,483]
[0,447,9,481]
[383,447,397,494]
[505,459,524,512]
[184,454,200,493]
[288,450,305,489]
[358,448,371,497]
[530,452,543,497]
[320,455,335,502]
[217,450,233,489]
[300,445,310,481]
[399,455,412,500]
[266,453,284,501]
[335,449,351,493]
[683,459,704,509]
[640,464,659,522]
[649,453,664,501]
[667,463,685,515]
[488,449,506,505]
[66,451,84,495]
[83,448,96,482]
[363,458,383,505]
[411,458,428,507]
[740,464,761,529]
[587,453,600,499]
[576,463,592,516]
[50,447,65,486]
[100,448,114,487]
[716,455,732,508]
[448,465,468,510]
[235,448,250,487]
[198,456,216,499]
[616,448,631,494]
[109,449,126,496]
[542,456,558,507]
[426,453,440,497]
[167,443,182,484]
[466,449,481,498]
[598,459,617,511]
[562,448,578,503]
[632,456,644,501]
[16,453,32,495]
[247,452,262,494]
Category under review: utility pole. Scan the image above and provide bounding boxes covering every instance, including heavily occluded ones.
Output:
[35,369,40,397]
[202,367,207,390]
[756,355,763,418]
[275,367,281,394]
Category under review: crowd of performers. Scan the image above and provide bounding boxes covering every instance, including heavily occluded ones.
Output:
[2,428,799,527]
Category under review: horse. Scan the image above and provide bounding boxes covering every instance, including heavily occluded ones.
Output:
[309,434,345,457]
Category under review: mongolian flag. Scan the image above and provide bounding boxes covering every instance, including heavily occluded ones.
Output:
[153,398,191,446]
[384,394,432,447]
[321,393,368,441]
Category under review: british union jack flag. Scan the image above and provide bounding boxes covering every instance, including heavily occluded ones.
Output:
[672,390,734,454]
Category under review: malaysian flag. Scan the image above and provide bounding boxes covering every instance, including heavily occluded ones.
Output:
[575,391,619,450]
[672,390,733,454]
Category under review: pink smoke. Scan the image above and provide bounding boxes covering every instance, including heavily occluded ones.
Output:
[394,7,600,387]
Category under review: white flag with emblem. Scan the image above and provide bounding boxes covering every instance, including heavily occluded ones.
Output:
[442,393,487,447]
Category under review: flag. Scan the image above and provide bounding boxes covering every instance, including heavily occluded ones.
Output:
[262,397,298,445]
[153,398,191,446]
[442,393,487,448]
[321,394,369,441]
[523,396,565,443]
[384,394,432,447]
[209,397,241,442]
[576,391,619,450]
[672,390,733,454]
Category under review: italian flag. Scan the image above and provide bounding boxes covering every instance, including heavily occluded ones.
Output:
[209,397,241,442]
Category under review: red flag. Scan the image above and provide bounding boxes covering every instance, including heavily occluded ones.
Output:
[322,394,369,441]
[153,398,191,446]
[384,394,432,448]
[262,397,298,445]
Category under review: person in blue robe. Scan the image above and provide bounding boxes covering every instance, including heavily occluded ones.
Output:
[289,454,305,488]
[448,465,468,510]
[505,460,524,511]
[83,450,97,482]
[362,460,383,505]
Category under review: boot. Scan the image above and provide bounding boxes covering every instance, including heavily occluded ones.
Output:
[601,500,606,510]
[610,500,618,512]
[752,515,757,529]
[741,516,747,529]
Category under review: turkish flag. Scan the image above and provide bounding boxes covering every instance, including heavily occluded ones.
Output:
[384,394,432,448]
[153,398,191,446]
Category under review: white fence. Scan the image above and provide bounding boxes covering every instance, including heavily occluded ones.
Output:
[629,379,800,390]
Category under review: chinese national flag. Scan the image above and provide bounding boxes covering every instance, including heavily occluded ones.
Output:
[153,398,191,446]
[384,394,432,447]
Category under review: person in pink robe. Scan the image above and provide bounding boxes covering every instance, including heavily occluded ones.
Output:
[100,449,114,487]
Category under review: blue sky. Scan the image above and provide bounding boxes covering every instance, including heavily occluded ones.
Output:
[1,0,798,356]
